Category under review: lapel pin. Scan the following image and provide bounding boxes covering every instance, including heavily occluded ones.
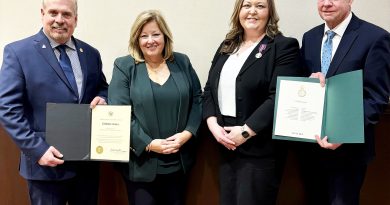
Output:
[42,44,46,49]
[255,44,267,59]
[80,48,83,53]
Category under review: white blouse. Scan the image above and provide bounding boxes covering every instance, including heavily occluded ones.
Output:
[218,43,258,117]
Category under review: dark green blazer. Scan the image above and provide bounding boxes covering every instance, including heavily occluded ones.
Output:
[108,52,202,182]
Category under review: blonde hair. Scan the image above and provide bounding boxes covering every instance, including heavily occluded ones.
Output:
[129,10,174,63]
[221,0,281,54]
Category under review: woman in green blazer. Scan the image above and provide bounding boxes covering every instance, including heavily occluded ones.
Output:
[108,10,202,205]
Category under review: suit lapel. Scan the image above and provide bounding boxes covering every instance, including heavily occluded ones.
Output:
[73,38,87,101]
[34,32,73,92]
[135,63,161,138]
[327,15,360,77]
[239,37,271,75]
[168,60,188,125]
[312,27,325,73]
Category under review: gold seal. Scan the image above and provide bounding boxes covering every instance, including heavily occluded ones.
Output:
[298,86,307,97]
[96,146,103,154]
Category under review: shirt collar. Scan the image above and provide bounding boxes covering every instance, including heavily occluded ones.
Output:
[42,30,76,51]
[323,12,352,38]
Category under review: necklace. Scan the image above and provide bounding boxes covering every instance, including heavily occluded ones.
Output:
[147,67,166,77]
[236,33,266,56]
[146,61,170,85]
[146,61,166,76]
[236,41,259,57]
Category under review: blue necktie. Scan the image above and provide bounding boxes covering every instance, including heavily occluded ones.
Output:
[321,30,336,75]
[57,45,78,97]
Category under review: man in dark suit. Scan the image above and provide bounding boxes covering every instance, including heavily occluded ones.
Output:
[0,0,108,204]
[299,0,390,204]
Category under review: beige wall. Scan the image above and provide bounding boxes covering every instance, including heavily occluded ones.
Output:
[1,0,389,85]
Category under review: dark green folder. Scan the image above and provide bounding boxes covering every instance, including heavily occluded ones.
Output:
[272,70,364,143]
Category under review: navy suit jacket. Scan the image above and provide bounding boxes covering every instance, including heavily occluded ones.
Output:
[301,14,390,163]
[0,30,108,180]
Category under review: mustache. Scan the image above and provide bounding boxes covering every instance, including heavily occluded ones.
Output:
[51,23,66,30]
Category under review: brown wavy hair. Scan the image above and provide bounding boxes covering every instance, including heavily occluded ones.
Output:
[220,0,281,54]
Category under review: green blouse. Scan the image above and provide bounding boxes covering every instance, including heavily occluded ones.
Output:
[150,75,181,174]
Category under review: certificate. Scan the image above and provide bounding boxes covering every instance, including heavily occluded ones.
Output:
[90,106,131,161]
[272,70,364,143]
[273,80,326,140]
[46,103,131,162]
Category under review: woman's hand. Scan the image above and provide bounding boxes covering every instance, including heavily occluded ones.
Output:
[223,126,247,147]
[166,130,192,147]
[147,131,193,154]
[224,124,255,147]
[148,139,180,154]
[206,116,236,150]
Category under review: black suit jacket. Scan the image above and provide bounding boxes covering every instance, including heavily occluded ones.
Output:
[301,14,390,163]
[203,34,303,157]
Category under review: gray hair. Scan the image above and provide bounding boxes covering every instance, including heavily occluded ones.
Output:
[42,0,78,15]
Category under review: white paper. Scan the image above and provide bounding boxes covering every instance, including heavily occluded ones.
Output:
[274,80,325,140]
[90,105,131,161]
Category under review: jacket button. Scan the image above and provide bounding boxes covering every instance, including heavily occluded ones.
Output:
[238,97,243,101]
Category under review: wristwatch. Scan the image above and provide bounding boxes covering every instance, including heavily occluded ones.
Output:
[241,126,250,139]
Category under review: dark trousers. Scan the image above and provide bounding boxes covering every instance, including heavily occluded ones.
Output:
[27,169,99,205]
[123,171,187,205]
[219,153,284,205]
[219,116,285,205]
[297,147,367,205]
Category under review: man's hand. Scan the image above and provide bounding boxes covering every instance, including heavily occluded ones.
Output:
[315,135,342,150]
[38,146,64,167]
[90,96,107,109]
[310,72,326,87]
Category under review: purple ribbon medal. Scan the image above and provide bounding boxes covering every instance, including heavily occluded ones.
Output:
[255,44,267,59]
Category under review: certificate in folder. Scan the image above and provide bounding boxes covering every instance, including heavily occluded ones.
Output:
[46,103,131,162]
[272,70,364,143]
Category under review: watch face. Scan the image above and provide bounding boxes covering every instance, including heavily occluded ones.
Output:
[241,131,250,139]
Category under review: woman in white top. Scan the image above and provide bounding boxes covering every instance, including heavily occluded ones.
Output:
[202,0,303,204]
